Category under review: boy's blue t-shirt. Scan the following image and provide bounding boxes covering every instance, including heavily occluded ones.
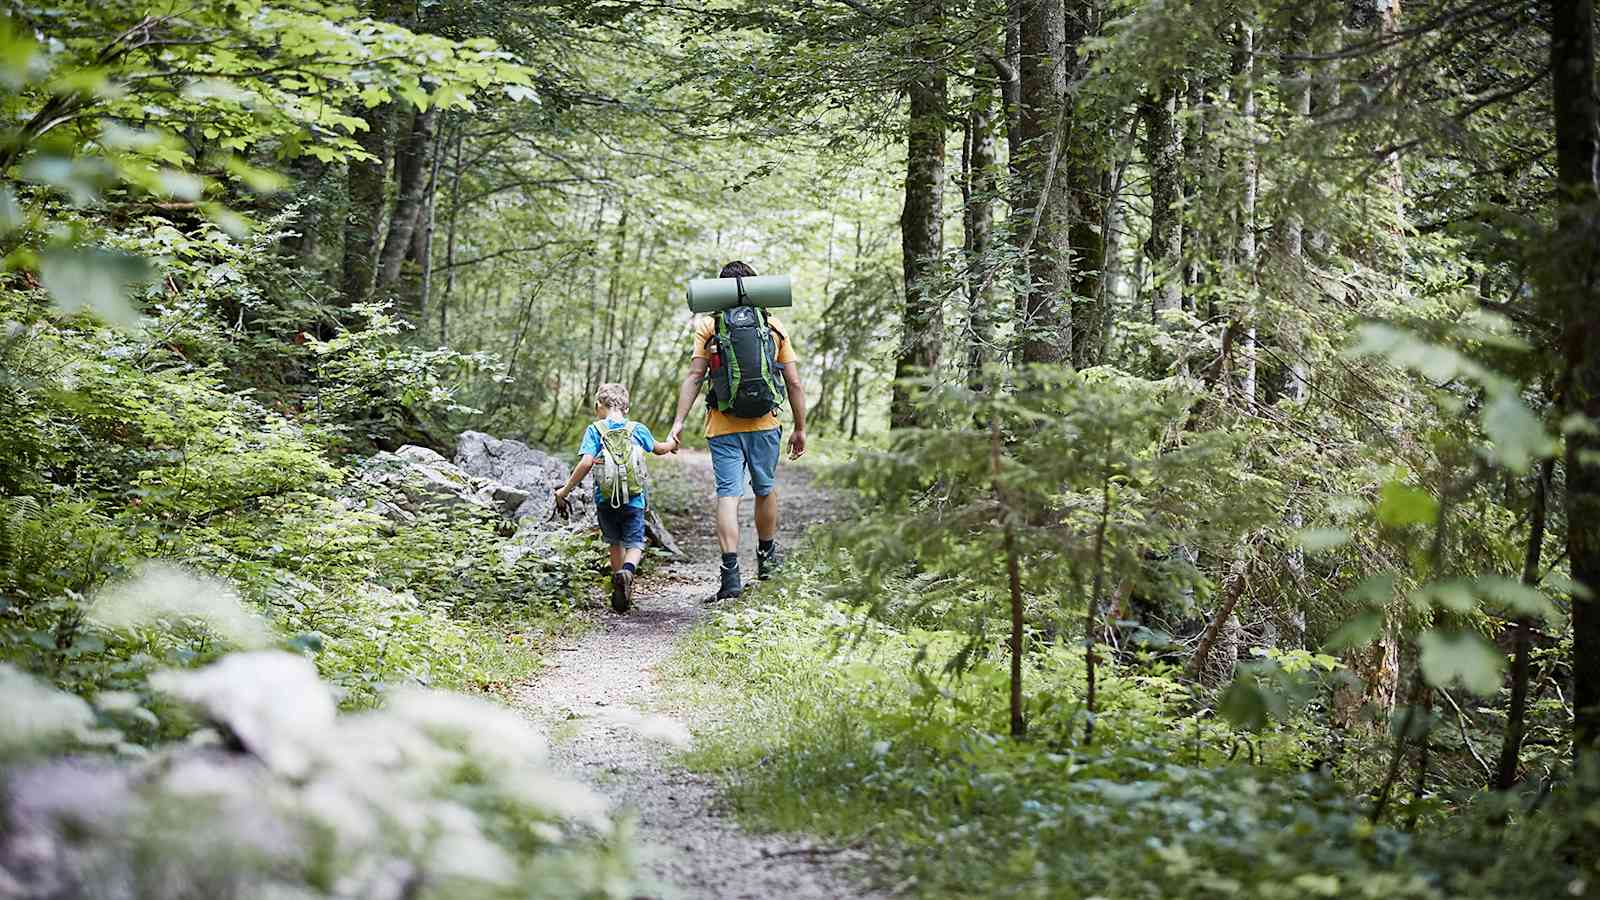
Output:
[579,419,656,509]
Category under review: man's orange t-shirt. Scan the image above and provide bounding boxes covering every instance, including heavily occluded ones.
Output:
[692,314,798,438]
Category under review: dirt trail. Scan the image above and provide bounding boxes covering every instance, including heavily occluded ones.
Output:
[516,450,878,900]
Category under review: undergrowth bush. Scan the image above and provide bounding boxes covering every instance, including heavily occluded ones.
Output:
[0,215,586,731]
[0,570,635,898]
[672,547,1593,900]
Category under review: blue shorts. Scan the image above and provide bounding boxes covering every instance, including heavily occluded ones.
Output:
[595,502,645,549]
[708,428,781,498]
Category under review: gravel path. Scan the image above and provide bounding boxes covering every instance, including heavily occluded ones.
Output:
[516,450,879,900]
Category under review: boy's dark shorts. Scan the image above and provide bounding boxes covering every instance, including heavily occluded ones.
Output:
[596,503,646,550]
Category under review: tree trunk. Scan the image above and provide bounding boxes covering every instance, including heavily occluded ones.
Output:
[1143,85,1183,324]
[438,123,463,343]
[377,105,438,315]
[1234,24,1258,408]
[339,102,396,309]
[1278,12,1311,648]
[891,0,947,430]
[1189,557,1250,683]
[1181,76,1207,311]
[1016,0,1071,365]
[849,367,862,440]
[1548,0,1600,762]
[993,416,1026,739]
[1496,457,1553,789]
[1064,4,1104,369]
[965,91,998,391]
[281,155,328,265]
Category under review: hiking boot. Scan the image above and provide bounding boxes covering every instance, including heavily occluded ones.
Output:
[757,542,783,580]
[611,570,633,613]
[712,561,742,602]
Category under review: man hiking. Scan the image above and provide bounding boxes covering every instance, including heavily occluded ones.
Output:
[668,260,807,601]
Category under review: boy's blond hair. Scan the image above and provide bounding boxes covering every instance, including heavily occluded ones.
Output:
[595,383,630,414]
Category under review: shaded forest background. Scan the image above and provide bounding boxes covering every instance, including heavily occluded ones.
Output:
[3,0,1600,896]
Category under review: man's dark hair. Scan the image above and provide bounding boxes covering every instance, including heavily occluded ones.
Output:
[719,260,757,279]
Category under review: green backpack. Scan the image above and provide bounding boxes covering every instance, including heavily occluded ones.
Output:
[705,305,787,418]
[595,421,648,508]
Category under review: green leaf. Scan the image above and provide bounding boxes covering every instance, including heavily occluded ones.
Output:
[1218,676,1271,731]
[1474,575,1560,622]
[0,17,38,89]
[0,184,20,234]
[1376,481,1437,528]
[1295,528,1350,554]
[1324,610,1383,651]
[218,155,289,193]
[39,248,153,328]
[1418,628,1505,696]
[1481,393,1554,474]
[156,169,204,201]
[1416,580,1475,614]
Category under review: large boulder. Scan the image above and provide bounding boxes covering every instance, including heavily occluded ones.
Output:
[454,431,586,524]
[456,431,684,559]
[355,445,531,522]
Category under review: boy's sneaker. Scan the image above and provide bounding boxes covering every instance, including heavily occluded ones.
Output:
[611,570,633,613]
[712,561,742,602]
[757,543,783,580]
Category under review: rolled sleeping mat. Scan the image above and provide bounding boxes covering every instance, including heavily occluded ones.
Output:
[685,274,793,314]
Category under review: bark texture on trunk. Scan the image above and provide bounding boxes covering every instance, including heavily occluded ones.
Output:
[1234,24,1258,408]
[890,0,947,429]
[1496,457,1553,789]
[1064,3,1104,369]
[1548,0,1600,761]
[1144,85,1183,322]
[340,102,396,308]
[965,94,998,390]
[377,106,439,316]
[1016,0,1071,365]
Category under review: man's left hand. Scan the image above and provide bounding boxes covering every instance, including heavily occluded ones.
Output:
[788,430,806,461]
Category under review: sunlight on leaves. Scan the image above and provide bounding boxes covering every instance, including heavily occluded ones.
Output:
[39,248,152,328]
[1375,481,1437,528]
[0,663,95,754]
[1481,393,1555,474]
[90,562,272,649]
[1418,628,1504,696]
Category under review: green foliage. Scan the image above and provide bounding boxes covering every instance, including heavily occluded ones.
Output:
[674,554,1596,899]
[826,366,1277,661]
[0,210,580,725]
[309,303,503,450]
[3,643,635,898]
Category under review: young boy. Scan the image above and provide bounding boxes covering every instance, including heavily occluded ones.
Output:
[553,383,678,612]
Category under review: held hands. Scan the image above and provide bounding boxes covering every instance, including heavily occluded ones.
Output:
[666,423,685,453]
[788,429,806,461]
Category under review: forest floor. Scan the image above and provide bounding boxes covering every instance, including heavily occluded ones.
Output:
[515,449,882,900]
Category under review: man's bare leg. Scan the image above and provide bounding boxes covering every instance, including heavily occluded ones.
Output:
[716,496,740,554]
[754,490,779,543]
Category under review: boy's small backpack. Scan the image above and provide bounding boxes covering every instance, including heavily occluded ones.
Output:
[705,302,786,419]
[595,421,648,508]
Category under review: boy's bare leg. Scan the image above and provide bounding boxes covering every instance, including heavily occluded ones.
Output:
[624,547,643,567]
[716,496,740,554]
[754,490,779,543]
[609,544,624,572]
